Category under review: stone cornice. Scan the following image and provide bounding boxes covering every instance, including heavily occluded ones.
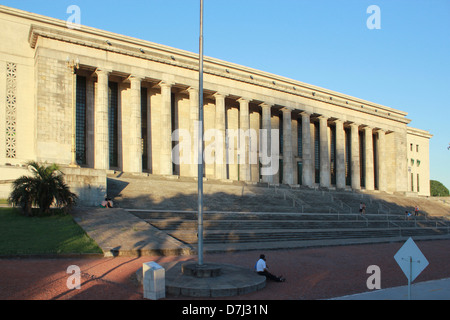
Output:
[1,5,411,125]
[407,127,433,139]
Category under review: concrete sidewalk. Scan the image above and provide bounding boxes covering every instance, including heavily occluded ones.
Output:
[332,278,450,300]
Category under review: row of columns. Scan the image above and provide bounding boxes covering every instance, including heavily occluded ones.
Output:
[91,68,387,191]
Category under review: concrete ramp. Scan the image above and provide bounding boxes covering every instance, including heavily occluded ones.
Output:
[72,207,192,257]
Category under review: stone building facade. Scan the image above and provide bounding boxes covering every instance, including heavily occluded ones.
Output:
[0,5,432,203]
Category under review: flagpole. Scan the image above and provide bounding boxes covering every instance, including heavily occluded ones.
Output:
[197,0,204,266]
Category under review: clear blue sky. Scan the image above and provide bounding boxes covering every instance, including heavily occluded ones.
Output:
[3,0,450,190]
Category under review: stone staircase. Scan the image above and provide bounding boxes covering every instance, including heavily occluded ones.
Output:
[107,172,450,251]
[107,173,299,213]
[129,210,450,248]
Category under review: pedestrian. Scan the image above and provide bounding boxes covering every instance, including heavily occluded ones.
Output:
[362,203,366,215]
[255,254,285,282]
[414,205,419,217]
[100,197,113,208]
[359,202,363,214]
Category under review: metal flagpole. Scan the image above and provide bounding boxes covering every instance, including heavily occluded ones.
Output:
[197,0,204,266]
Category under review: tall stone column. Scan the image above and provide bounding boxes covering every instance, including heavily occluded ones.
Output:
[291,114,298,184]
[300,111,313,187]
[282,108,294,185]
[377,129,387,192]
[188,87,199,177]
[214,92,227,180]
[159,81,173,175]
[238,98,250,181]
[319,116,330,188]
[334,119,346,189]
[350,123,361,190]
[364,126,374,191]
[260,103,273,183]
[94,69,110,170]
[128,76,142,173]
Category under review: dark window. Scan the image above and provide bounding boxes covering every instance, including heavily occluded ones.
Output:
[76,75,87,165]
[141,87,148,171]
[279,114,283,155]
[330,125,336,185]
[359,130,365,188]
[314,122,320,183]
[345,127,351,186]
[297,119,302,158]
[373,134,378,190]
[108,82,119,168]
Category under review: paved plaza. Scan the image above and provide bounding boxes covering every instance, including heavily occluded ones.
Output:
[1,238,449,300]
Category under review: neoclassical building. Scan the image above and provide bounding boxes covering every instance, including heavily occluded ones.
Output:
[0,6,432,204]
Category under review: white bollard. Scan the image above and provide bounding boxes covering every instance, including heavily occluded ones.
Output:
[142,261,165,300]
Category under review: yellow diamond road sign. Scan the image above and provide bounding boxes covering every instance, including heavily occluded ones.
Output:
[394,237,429,282]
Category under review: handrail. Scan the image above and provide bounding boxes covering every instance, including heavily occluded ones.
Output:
[340,201,352,214]
[358,213,369,226]
[388,220,402,237]
[275,187,306,213]
[377,202,391,216]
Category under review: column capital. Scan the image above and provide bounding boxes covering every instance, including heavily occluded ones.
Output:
[333,118,344,124]
[127,75,144,82]
[213,92,228,99]
[349,122,360,128]
[237,97,251,104]
[299,110,311,117]
[158,80,174,88]
[259,102,272,109]
[373,127,386,133]
[94,68,111,77]
[187,86,198,93]
[281,107,293,114]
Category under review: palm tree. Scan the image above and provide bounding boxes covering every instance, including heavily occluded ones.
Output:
[8,161,77,215]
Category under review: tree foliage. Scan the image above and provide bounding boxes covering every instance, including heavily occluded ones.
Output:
[430,180,450,197]
[8,161,77,216]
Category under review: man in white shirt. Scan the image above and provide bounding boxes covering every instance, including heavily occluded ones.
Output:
[255,254,285,282]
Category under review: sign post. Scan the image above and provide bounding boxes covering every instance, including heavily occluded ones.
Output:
[394,238,429,300]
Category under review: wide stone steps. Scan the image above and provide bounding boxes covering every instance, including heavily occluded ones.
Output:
[111,173,450,251]
[131,210,366,221]
[147,219,376,230]
[167,227,446,244]
[128,210,449,246]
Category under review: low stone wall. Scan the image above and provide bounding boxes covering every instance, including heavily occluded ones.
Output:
[0,165,106,207]
[0,165,29,200]
[60,167,107,207]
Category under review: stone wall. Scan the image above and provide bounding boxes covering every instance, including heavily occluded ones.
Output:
[60,167,106,207]
[0,164,106,207]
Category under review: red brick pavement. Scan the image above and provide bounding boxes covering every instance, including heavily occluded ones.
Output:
[1,239,449,300]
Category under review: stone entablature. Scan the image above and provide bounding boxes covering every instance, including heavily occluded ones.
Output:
[27,23,409,127]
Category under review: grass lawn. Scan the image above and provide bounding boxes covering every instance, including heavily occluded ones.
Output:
[0,207,102,255]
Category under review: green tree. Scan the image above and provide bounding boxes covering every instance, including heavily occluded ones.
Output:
[430,180,450,197]
[8,161,77,216]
